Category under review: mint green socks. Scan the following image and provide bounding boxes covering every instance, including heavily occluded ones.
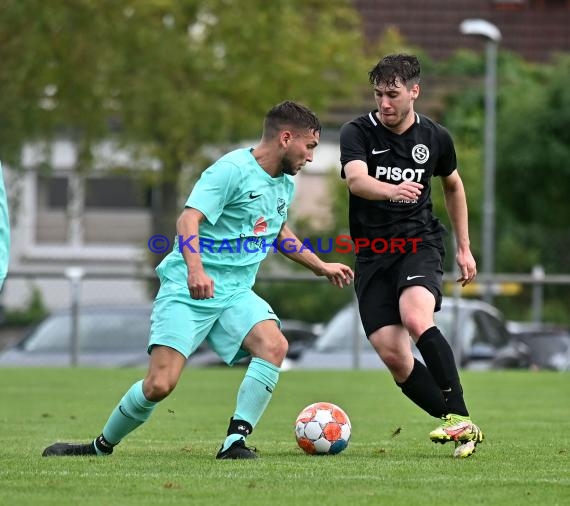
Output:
[96,380,157,453]
[221,357,280,452]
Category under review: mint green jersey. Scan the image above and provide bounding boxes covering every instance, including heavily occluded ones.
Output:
[157,148,295,291]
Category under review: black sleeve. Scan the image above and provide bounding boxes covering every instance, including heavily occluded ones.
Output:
[339,121,369,179]
[434,126,457,177]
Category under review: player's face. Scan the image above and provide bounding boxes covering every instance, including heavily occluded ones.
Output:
[374,78,419,133]
[280,129,320,176]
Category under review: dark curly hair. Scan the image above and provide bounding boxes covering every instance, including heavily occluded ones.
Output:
[368,54,421,89]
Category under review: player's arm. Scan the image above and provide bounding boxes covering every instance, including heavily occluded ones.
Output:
[276,223,353,288]
[344,160,422,201]
[176,207,214,299]
[440,170,477,286]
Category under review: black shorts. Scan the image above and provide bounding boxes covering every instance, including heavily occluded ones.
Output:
[354,242,445,336]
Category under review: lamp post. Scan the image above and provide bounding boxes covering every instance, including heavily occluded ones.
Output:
[459,19,501,303]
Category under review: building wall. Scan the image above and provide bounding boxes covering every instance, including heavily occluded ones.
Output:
[353,0,570,62]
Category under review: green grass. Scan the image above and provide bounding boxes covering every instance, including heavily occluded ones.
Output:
[0,368,568,506]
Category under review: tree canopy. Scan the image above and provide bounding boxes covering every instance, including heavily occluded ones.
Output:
[0,0,370,277]
[0,0,368,173]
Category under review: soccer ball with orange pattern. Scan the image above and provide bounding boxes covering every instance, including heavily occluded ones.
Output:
[294,402,351,455]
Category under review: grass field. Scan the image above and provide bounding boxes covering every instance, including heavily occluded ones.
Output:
[0,368,568,506]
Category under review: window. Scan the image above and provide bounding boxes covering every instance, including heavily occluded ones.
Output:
[85,177,151,209]
[37,176,68,209]
[34,173,153,245]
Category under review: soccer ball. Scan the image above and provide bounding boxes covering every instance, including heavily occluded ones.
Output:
[294,402,351,455]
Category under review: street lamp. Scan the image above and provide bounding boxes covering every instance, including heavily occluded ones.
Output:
[459,19,501,303]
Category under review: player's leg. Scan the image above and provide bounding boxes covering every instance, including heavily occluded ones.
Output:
[355,257,447,418]
[42,346,186,457]
[95,345,187,453]
[98,286,216,452]
[399,285,483,457]
[209,292,286,459]
[217,321,285,459]
[369,324,447,418]
[400,282,469,415]
[42,287,205,457]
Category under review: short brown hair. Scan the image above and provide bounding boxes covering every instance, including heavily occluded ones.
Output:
[263,101,321,138]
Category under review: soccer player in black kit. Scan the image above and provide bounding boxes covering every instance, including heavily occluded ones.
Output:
[340,54,483,458]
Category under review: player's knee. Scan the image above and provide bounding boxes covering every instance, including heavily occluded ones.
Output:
[274,333,289,361]
[378,349,405,372]
[264,333,288,364]
[370,339,410,376]
[143,376,176,401]
[401,313,431,340]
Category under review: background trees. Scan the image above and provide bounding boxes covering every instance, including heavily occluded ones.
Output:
[437,50,570,278]
[0,0,368,253]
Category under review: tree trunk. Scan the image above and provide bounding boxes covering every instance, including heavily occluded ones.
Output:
[147,179,179,296]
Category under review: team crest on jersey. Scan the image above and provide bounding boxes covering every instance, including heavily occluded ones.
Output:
[412,144,429,164]
[277,198,286,217]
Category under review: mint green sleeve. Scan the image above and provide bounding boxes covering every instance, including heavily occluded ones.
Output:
[0,162,10,289]
[186,161,240,225]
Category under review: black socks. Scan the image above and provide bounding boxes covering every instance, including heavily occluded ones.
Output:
[94,434,115,455]
[226,417,253,437]
[415,326,469,417]
[396,358,447,418]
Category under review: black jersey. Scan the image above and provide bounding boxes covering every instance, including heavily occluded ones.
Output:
[340,110,456,256]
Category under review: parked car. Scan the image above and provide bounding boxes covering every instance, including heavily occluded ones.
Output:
[494,324,570,371]
[0,305,152,367]
[0,305,319,368]
[292,297,513,370]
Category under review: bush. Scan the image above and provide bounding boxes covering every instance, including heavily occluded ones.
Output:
[3,286,48,326]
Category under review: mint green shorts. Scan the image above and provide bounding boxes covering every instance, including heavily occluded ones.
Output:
[148,279,280,365]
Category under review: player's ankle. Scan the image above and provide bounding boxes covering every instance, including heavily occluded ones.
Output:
[94,434,115,455]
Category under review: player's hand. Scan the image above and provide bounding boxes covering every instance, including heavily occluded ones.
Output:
[188,269,214,299]
[387,181,423,202]
[456,249,477,287]
[317,263,354,288]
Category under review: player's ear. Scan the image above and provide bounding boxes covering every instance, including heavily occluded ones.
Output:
[410,83,420,100]
[280,130,293,148]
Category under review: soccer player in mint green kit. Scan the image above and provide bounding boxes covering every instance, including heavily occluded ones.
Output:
[43,101,354,459]
[0,162,10,290]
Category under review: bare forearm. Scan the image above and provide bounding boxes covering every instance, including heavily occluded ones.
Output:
[176,208,205,273]
[277,224,354,288]
[444,182,471,251]
[348,176,394,200]
[277,225,325,275]
[344,162,422,202]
